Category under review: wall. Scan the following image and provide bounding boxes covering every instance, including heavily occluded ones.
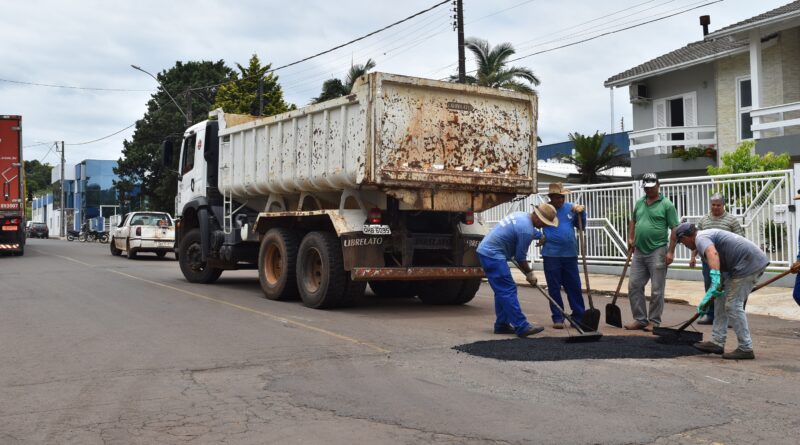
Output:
[631,63,717,131]
[780,27,800,136]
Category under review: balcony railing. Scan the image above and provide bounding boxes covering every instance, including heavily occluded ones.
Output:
[628,125,717,158]
[750,101,800,139]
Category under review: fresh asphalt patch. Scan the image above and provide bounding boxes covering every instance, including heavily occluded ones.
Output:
[454,335,706,362]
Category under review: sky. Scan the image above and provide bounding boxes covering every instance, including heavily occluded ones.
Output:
[0,0,791,167]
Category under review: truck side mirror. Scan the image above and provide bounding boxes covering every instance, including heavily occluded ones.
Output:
[161,139,174,167]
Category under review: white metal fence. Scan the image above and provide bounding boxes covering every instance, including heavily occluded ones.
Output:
[480,170,796,270]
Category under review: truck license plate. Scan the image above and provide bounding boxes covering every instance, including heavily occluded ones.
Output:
[362,224,391,235]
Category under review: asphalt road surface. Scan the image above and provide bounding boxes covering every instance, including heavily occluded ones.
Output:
[2,239,799,444]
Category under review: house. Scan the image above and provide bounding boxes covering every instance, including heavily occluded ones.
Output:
[538,131,631,161]
[605,1,800,178]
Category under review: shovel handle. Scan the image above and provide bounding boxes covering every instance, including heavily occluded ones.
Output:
[752,268,793,292]
[611,250,633,305]
[576,215,594,309]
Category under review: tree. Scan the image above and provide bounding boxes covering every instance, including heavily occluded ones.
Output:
[115,60,234,212]
[24,160,54,197]
[559,131,627,184]
[312,59,376,104]
[453,38,540,94]
[212,54,295,116]
[707,140,790,175]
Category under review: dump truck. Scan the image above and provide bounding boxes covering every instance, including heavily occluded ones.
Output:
[0,115,25,256]
[166,73,537,308]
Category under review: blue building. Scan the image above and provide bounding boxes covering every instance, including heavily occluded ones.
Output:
[538,131,631,161]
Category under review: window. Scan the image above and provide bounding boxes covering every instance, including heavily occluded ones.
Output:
[180,134,196,175]
[737,78,753,140]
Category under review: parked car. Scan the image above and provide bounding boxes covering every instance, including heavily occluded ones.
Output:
[109,212,175,259]
[27,222,49,239]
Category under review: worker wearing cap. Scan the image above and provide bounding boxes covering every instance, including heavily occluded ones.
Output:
[477,203,559,337]
[690,193,745,325]
[541,183,587,329]
[625,173,679,331]
[674,223,768,360]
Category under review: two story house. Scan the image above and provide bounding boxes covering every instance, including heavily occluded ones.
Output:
[605,1,800,178]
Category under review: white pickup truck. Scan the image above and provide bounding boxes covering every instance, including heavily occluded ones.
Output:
[110,211,176,259]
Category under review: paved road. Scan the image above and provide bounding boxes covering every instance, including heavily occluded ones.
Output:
[1,239,799,444]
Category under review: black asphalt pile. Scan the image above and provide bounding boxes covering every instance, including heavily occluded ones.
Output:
[454,335,705,362]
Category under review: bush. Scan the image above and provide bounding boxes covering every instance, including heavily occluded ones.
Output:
[707,140,790,175]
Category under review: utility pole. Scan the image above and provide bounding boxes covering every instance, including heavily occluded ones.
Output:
[257,77,264,116]
[455,0,466,83]
[58,141,65,238]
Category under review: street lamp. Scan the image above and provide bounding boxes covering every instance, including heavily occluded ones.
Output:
[130,64,191,126]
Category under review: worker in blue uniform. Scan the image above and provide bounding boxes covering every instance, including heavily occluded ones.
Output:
[477,203,559,337]
[541,183,587,329]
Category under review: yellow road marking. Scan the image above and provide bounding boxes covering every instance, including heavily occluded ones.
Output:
[108,270,390,354]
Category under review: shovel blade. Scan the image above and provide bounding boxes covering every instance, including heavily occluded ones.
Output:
[605,303,622,328]
[580,309,601,332]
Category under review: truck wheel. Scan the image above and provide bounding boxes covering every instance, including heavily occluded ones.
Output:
[417,279,478,305]
[179,228,223,283]
[296,231,359,309]
[369,280,417,298]
[110,238,122,256]
[258,228,301,301]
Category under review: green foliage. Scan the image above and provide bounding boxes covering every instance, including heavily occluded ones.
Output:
[670,146,716,161]
[116,60,234,212]
[451,38,540,94]
[559,131,627,183]
[212,54,295,116]
[24,160,54,198]
[707,140,790,175]
[312,59,376,104]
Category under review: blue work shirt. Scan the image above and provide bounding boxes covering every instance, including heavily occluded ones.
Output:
[541,202,586,257]
[477,211,542,261]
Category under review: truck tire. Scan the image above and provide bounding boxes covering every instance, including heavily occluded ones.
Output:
[110,238,122,256]
[369,280,417,299]
[296,231,362,309]
[417,279,479,305]
[258,228,301,301]
[179,228,223,283]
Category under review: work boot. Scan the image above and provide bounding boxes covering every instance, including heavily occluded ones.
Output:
[624,320,647,330]
[722,348,755,360]
[693,341,724,354]
[517,324,545,338]
[697,315,714,325]
[552,321,565,329]
[493,324,515,335]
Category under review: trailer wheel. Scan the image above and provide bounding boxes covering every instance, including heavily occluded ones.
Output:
[258,228,301,301]
[110,238,122,256]
[296,231,361,309]
[179,228,223,283]
[417,279,479,305]
[369,280,417,299]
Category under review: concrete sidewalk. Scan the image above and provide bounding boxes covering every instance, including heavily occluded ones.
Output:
[509,269,800,322]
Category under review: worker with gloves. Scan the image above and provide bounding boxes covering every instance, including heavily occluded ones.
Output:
[541,183,587,329]
[477,203,559,337]
[674,223,769,360]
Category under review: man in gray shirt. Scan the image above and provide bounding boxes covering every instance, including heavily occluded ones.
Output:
[675,223,769,360]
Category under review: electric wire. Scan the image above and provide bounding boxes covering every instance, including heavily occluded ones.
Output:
[66,123,136,146]
[0,77,152,92]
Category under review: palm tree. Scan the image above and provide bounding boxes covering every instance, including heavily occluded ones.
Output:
[312,59,376,104]
[560,131,627,183]
[453,38,540,94]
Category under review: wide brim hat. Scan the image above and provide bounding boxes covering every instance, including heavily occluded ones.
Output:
[534,203,559,227]
[547,182,571,196]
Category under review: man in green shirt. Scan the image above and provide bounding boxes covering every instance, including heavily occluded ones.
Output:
[625,173,679,331]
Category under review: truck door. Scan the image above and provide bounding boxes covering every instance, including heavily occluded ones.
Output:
[177,128,207,212]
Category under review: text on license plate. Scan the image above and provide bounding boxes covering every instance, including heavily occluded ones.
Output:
[362,224,391,235]
[2,225,17,231]
[157,241,173,247]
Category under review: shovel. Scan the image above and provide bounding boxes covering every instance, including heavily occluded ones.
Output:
[576,215,600,331]
[532,283,603,343]
[606,249,632,328]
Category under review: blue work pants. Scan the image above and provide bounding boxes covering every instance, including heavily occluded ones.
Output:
[542,256,586,322]
[478,254,530,334]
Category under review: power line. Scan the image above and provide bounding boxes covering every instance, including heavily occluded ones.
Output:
[66,123,136,146]
[0,77,152,92]
[23,141,54,149]
[39,143,57,162]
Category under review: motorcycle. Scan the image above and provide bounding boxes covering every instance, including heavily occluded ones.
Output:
[66,230,81,241]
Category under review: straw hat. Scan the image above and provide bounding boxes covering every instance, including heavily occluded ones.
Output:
[547,182,571,195]
[533,203,559,227]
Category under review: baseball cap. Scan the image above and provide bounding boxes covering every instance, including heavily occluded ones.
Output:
[675,222,696,240]
[642,173,659,188]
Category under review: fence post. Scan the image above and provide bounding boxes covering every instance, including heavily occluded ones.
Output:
[793,163,800,262]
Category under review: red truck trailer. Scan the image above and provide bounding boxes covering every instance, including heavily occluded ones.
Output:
[0,115,25,255]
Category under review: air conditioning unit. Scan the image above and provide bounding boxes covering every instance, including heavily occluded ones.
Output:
[629,83,650,104]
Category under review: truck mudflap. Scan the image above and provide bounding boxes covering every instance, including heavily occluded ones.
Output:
[350,266,484,281]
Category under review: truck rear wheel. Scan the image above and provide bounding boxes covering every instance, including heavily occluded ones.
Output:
[258,228,301,301]
[417,279,480,305]
[369,280,417,299]
[296,231,364,309]
[179,228,223,283]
